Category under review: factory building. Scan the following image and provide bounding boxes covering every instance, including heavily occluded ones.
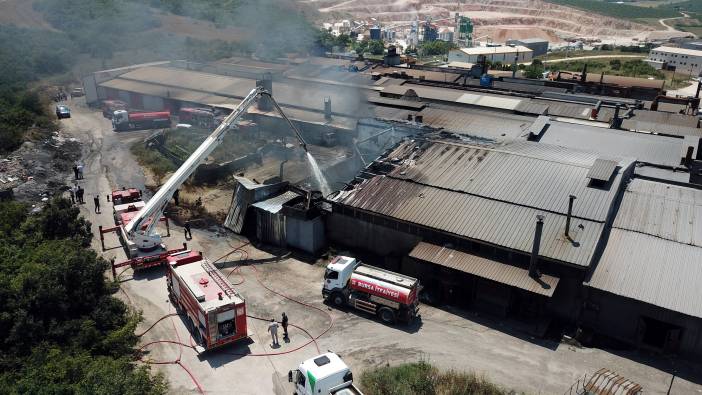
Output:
[449,45,533,64]
[81,57,702,358]
[506,38,549,57]
[646,46,702,76]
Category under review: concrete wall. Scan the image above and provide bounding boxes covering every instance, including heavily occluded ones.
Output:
[583,288,702,358]
[506,40,548,57]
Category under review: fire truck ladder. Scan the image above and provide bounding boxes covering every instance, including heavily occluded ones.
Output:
[201,259,237,299]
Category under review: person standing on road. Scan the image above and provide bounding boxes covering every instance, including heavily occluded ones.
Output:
[93,195,100,214]
[77,186,84,204]
[71,184,79,204]
[77,163,84,179]
[68,188,75,204]
[267,319,279,346]
[73,165,79,180]
[184,221,192,240]
[281,313,289,339]
[173,189,180,206]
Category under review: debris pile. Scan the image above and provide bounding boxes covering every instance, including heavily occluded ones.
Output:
[1,131,81,202]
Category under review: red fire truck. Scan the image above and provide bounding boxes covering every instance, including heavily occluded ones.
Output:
[112,110,171,131]
[322,256,420,324]
[166,250,248,352]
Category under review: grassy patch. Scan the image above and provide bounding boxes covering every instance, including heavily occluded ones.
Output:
[130,141,176,184]
[359,361,517,395]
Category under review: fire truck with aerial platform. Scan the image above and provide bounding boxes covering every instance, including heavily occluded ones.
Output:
[166,250,247,352]
[99,86,307,345]
[323,256,420,324]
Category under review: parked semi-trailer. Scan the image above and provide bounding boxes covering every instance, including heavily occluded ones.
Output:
[112,110,171,131]
[288,352,363,395]
[166,250,247,353]
[322,256,420,324]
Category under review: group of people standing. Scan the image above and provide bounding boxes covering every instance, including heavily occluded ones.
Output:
[267,312,289,347]
[67,161,100,213]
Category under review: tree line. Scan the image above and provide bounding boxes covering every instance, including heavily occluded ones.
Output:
[0,198,167,393]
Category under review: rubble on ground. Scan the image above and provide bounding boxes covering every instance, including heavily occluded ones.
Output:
[1,131,81,203]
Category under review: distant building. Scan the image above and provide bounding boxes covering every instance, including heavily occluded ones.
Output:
[438,28,453,43]
[646,46,702,76]
[506,38,549,57]
[449,45,533,64]
[369,26,381,41]
[680,40,702,51]
[423,22,438,42]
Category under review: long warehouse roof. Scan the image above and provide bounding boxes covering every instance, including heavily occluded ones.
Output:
[384,139,632,222]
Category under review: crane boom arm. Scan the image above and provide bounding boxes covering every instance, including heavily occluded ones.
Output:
[125,87,265,236]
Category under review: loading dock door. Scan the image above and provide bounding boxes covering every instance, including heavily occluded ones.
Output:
[638,316,683,353]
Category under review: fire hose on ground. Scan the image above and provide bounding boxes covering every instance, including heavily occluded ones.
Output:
[130,245,335,393]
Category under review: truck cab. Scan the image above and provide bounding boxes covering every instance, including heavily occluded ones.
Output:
[289,353,363,395]
[323,256,358,305]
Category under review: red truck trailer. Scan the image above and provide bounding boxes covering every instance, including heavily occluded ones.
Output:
[322,256,420,324]
[166,251,248,352]
[112,110,171,131]
[179,107,216,128]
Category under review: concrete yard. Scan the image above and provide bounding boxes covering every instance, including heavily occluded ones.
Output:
[61,98,702,394]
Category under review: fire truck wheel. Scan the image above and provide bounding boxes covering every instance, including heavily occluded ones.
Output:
[331,292,346,307]
[378,307,396,324]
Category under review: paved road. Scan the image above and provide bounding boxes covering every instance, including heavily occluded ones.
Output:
[61,100,702,395]
[544,54,646,64]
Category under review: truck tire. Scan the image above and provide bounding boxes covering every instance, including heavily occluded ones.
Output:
[331,292,346,307]
[378,307,396,324]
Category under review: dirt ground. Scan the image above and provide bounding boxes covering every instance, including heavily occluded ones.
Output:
[0,0,56,30]
[52,97,702,395]
[311,0,691,44]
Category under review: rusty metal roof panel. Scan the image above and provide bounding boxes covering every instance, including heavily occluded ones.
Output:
[587,228,702,318]
[613,179,702,247]
[333,176,603,267]
[385,139,631,222]
[410,242,559,296]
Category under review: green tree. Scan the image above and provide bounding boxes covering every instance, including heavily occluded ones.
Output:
[0,199,166,393]
[368,40,385,55]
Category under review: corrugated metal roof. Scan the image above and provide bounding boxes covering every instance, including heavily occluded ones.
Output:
[381,84,523,110]
[515,99,615,122]
[384,139,630,221]
[415,107,531,139]
[410,242,559,296]
[624,110,699,128]
[251,191,300,214]
[587,228,702,318]
[540,120,688,167]
[621,119,702,138]
[101,66,369,117]
[587,158,618,182]
[613,179,702,247]
[333,175,603,267]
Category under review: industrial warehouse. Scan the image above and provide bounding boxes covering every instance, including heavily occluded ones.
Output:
[78,56,702,360]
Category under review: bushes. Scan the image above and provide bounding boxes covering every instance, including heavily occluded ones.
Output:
[0,199,167,393]
[360,361,513,395]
